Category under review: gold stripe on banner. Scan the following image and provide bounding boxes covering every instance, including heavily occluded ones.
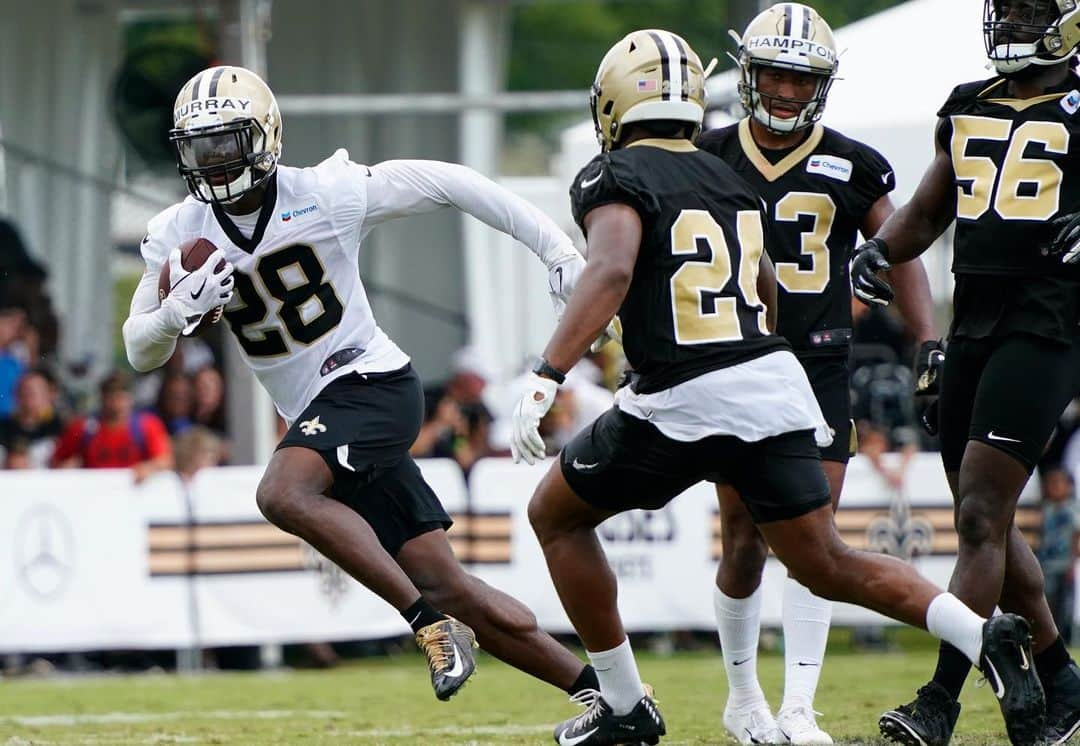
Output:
[148,511,515,576]
[709,506,1042,561]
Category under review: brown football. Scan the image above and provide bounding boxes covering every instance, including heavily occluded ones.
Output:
[158,237,227,335]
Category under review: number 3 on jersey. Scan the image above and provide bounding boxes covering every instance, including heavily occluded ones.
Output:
[670,209,768,344]
[224,244,345,357]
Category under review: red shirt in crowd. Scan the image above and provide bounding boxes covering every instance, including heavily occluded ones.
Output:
[50,412,171,468]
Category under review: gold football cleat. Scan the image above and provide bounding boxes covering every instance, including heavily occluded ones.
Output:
[415,616,478,701]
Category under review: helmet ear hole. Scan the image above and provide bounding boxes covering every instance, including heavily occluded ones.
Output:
[602,100,614,116]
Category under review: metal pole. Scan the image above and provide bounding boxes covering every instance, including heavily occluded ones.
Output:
[219,0,277,469]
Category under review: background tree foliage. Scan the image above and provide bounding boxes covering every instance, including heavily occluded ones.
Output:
[503,0,904,151]
[509,0,905,92]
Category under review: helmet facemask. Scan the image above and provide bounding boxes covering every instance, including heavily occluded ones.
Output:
[170,118,275,204]
[735,3,839,135]
[984,0,1075,75]
[740,63,834,133]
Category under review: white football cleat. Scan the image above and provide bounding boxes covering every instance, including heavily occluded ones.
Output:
[777,706,833,745]
[724,703,785,744]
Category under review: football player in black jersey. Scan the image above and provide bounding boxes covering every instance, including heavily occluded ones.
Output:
[512,28,1043,746]
[697,5,937,743]
[851,2,1080,744]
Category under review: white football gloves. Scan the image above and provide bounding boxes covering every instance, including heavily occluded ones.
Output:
[510,372,559,465]
[547,251,622,351]
[161,247,235,336]
[547,252,585,319]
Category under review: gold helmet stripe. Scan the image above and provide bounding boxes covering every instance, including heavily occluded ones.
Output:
[207,67,226,98]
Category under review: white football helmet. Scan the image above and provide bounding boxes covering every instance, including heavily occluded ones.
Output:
[735,3,839,134]
[984,0,1080,75]
[170,66,282,203]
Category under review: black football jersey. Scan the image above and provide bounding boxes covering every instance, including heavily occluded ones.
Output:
[938,76,1080,278]
[697,120,895,358]
[570,139,788,395]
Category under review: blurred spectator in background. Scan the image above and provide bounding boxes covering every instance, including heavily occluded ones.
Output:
[414,346,496,472]
[173,426,225,482]
[0,307,29,416]
[51,370,173,482]
[154,373,195,436]
[1038,467,1080,644]
[850,296,912,368]
[857,419,919,492]
[191,366,227,435]
[3,439,32,470]
[0,368,63,468]
[0,218,59,360]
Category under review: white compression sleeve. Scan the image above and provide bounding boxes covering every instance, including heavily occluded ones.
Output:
[122,267,186,373]
[363,159,580,268]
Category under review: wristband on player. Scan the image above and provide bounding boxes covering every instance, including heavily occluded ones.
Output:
[532,358,566,384]
[867,237,891,262]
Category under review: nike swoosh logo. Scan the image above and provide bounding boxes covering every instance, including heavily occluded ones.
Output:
[732,657,751,666]
[445,641,465,678]
[190,278,207,300]
[580,170,603,189]
[882,170,893,185]
[572,459,599,471]
[987,431,1022,443]
[984,657,1006,700]
[560,727,600,746]
[796,661,820,667]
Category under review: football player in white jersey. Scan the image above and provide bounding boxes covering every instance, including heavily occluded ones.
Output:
[123,66,603,703]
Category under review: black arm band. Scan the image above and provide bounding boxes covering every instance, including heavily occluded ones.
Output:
[868,237,891,262]
[532,358,566,384]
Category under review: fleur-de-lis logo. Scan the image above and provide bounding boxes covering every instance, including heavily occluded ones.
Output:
[866,489,934,561]
[299,416,327,436]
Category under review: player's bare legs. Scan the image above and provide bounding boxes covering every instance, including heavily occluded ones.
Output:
[941,465,1058,650]
[715,460,845,744]
[257,447,477,700]
[257,447,422,608]
[396,528,592,692]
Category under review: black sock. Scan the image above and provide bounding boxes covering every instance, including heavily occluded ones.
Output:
[567,664,600,696]
[1036,635,1071,693]
[932,642,973,700]
[402,597,446,633]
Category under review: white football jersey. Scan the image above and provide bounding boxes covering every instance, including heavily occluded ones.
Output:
[130,149,579,424]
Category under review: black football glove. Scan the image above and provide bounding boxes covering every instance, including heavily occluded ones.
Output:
[1045,211,1080,264]
[850,238,894,306]
[913,339,945,436]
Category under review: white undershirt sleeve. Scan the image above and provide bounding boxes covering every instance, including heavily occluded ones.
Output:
[362,159,579,268]
[122,266,187,373]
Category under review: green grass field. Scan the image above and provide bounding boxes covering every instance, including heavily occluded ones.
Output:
[0,638,1024,745]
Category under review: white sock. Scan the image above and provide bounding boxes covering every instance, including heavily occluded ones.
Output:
[926,592,985,664]
[587,638,646,716]
[715,585,767,712]
[781,577,833,712]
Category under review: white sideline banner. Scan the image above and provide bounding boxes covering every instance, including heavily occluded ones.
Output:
[0,469,193,653]
[0,455,1044,652]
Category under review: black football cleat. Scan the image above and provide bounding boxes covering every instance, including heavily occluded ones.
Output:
[879,681,960,746]
[414,616,477,701]
[553,694,665,746]
[1044,661,1080,745]
[980,614,1045,746]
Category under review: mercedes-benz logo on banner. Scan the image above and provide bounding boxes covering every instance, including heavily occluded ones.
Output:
[15,505,75,599]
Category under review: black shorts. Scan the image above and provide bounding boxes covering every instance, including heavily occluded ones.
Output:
[277,365,452,555]
[940,334,1080,474]
[560,407,830,524]
[799,355,853,463]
